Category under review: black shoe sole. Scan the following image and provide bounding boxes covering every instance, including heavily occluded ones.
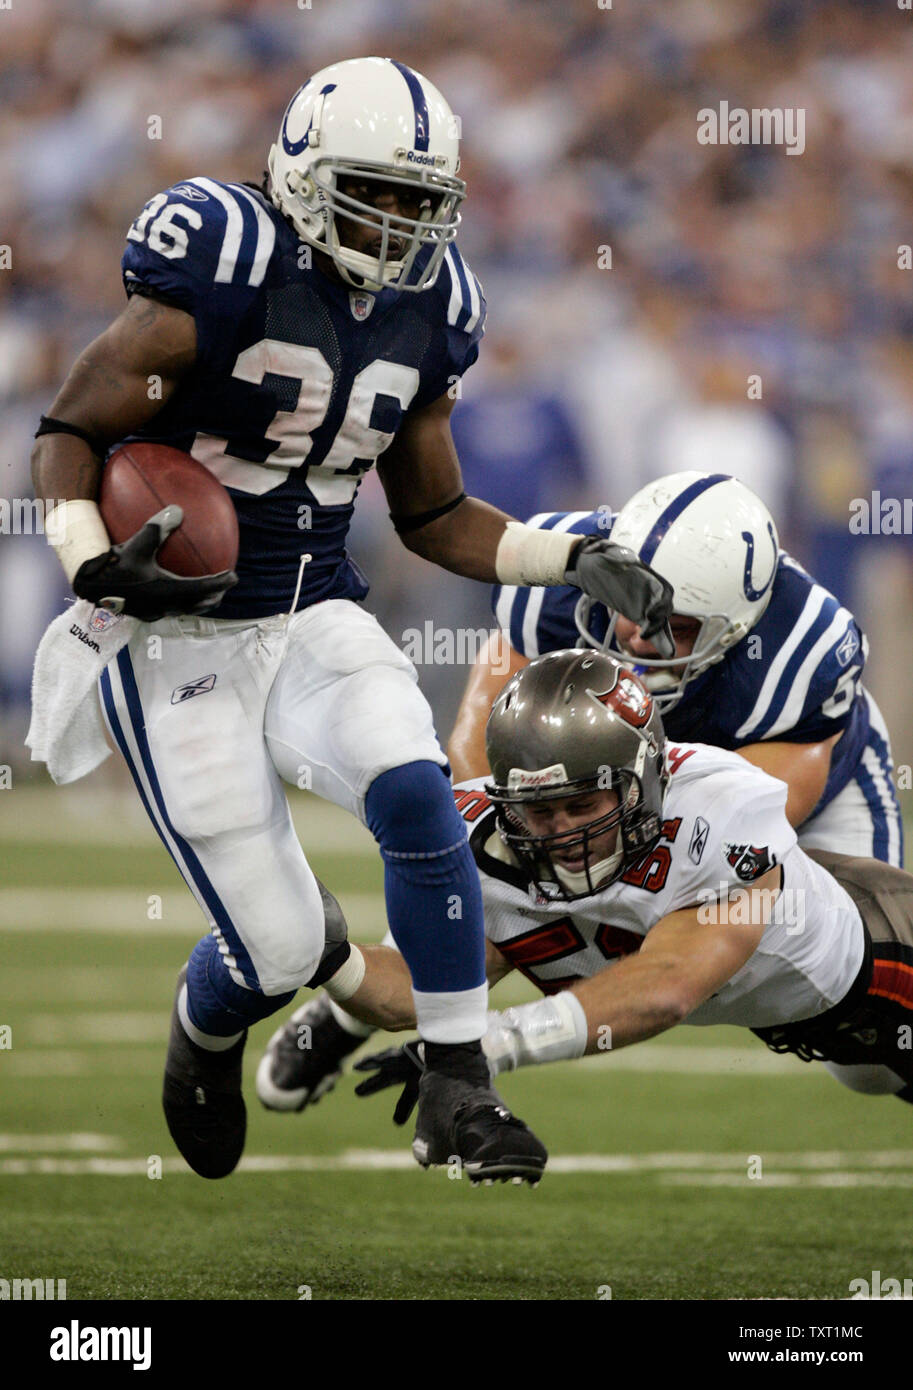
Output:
[414,1153,546,1186]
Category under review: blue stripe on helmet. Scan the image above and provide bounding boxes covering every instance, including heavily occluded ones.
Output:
[639,473,730,566]
[390,60,430,151]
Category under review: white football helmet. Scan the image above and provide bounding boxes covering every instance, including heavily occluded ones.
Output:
[267,56,465,293]
[575,472,780,712]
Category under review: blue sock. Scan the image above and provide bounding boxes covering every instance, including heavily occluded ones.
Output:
[185,934,294,1036]
[365,761,486,994]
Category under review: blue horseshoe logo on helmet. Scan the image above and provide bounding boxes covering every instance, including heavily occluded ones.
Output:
[281,83,337,157]
[741,522,778,601]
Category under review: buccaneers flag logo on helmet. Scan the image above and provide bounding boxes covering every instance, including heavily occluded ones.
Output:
[590,669,653,728]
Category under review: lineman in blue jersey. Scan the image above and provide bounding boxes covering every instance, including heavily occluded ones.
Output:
[31,57,673,1183]
[450,472,901,868]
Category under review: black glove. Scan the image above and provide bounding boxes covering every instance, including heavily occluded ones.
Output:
[566,536,675,659]
[353,1040,425,1126]
[73,505,238,622]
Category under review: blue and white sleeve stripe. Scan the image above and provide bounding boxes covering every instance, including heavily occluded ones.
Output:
[229,184,277,287]
[184,178,275,289]
[443,247,484,333]
[760,604,857,740]
[734,585,832,740]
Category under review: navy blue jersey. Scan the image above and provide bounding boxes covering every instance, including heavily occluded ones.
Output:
[492,510,877,818]
[117,177,485,618]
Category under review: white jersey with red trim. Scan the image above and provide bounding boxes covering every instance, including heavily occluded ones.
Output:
[455,741,866,1028]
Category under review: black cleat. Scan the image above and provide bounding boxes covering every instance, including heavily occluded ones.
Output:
[256,993,365,1112]
[412,1067,548,1185]
[162,966,247,1179]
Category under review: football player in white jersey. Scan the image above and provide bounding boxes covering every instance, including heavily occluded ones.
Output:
[263,651,913,1131]
[258,473,903,1113]
[31,57,674,1185]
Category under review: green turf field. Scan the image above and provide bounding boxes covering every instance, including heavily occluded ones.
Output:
[2,784,912,1301]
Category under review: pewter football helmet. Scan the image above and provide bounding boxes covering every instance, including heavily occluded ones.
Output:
[485,650,667,900]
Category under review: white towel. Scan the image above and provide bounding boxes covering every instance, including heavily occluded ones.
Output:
[26,601,138,784]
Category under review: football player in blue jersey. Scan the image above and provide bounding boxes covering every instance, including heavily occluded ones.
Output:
[257,470,904,1113]
[451,472,902,867]
[30,57,673,1183]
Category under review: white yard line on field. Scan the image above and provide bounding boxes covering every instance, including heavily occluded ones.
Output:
[21,1013,166,1044]
[0,1049,156,1076]
[661,1172,913,1188]
[3,967,176,1004]
[5,787,376,854]
[0,889,385,937]
[0,1133,124,1152]
[579,1045,801,1074]
[0,1041,804,1076]
[0,1149,911,1178]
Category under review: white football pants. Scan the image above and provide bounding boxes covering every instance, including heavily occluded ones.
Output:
[99,599,446,995]
[798,693,902,867]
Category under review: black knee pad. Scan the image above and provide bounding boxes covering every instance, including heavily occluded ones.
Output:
[306,878,351,988]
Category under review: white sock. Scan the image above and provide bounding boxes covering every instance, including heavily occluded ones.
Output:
[413,983,488,1043]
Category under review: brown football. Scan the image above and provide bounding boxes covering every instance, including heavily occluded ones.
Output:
[99,443,239,577]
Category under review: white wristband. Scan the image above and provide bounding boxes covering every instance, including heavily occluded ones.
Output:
[482,991,588,1075]
[323,944,366,1003]
[495,521,579,587]
[44,500,111,585]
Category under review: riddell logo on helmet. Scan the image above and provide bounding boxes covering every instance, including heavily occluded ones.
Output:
[507,763,569,791]
[405,151,439,166]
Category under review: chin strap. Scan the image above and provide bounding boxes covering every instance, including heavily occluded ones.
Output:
[331,229,405,291]
[553,849,624,897]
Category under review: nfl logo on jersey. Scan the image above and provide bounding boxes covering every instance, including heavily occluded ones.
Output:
[349,291,375,321]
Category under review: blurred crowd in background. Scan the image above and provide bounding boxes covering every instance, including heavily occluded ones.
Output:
[2,0,913,764]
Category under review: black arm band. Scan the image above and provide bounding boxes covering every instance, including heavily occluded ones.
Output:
[125,281,184,312]
[35,416,105,455]
[390,492,467,534]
